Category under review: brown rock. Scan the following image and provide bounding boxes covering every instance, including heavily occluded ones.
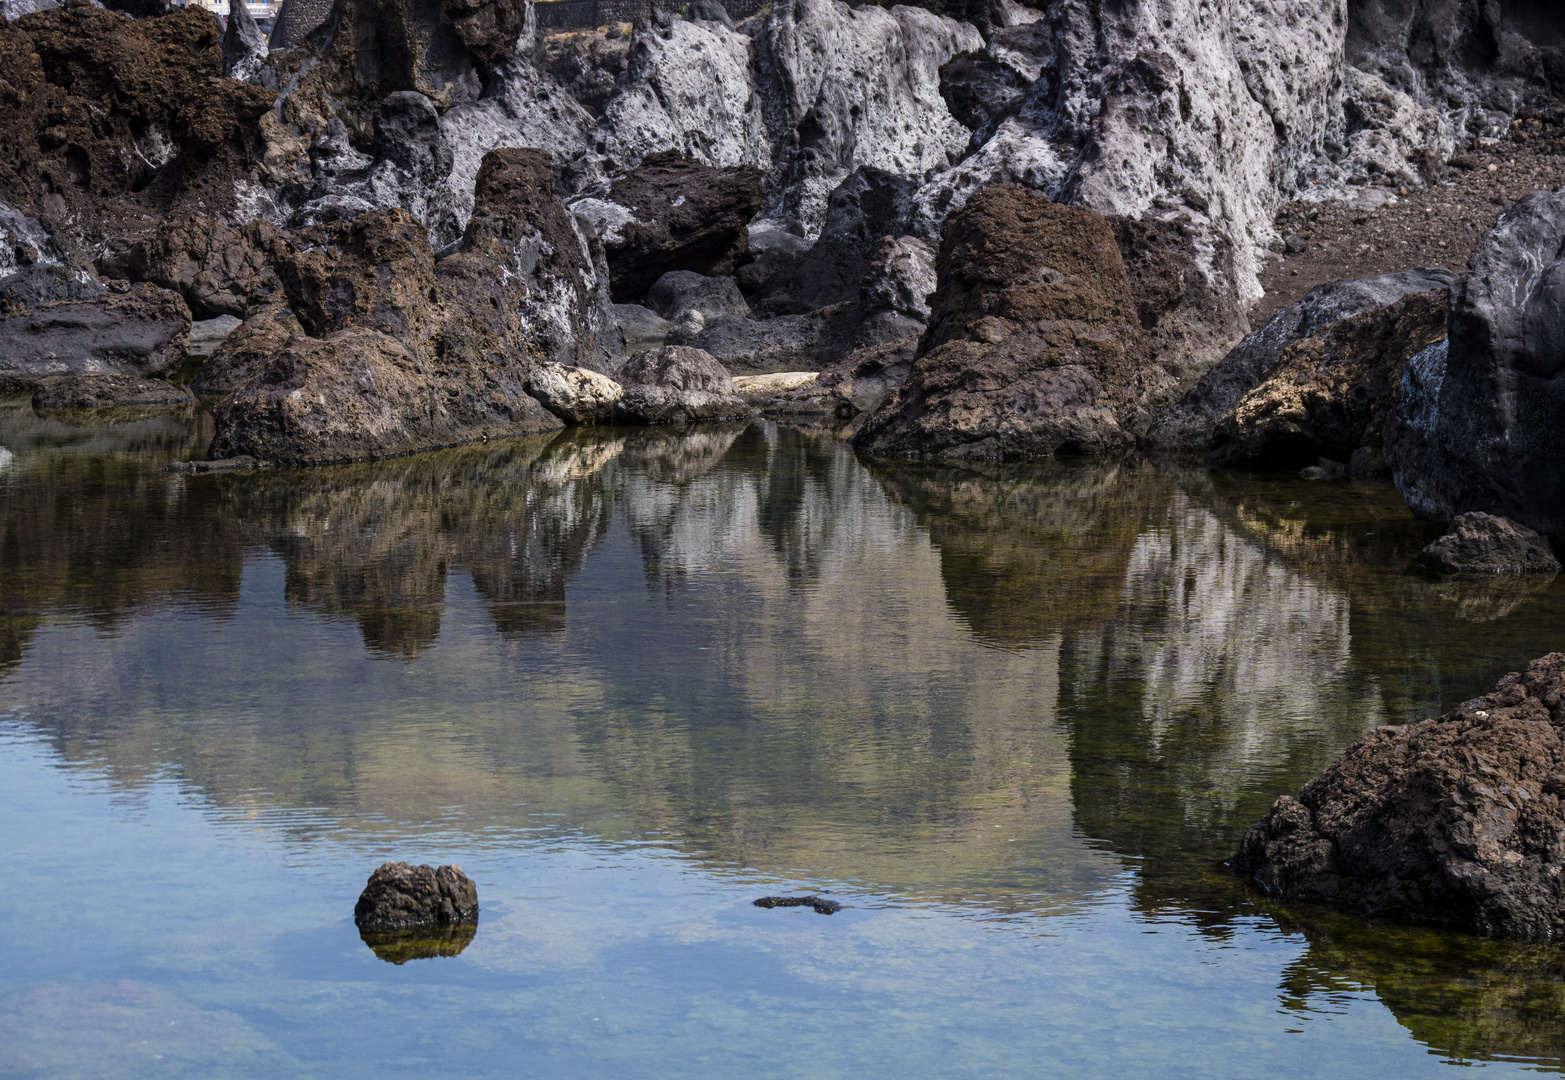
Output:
[1234,653,1565,939]
[106,217,284,321]
[0,2,273,262]
[32,373,191,409]
[1420,512,1561,576]
[852,185,1176,460]
[1208,288,1449,470]
[353,862,478,933]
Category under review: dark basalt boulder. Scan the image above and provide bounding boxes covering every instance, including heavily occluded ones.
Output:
[32,373,192,409]
[612,345,755,424]
[0,285,192,386]
[1146,267,1458,454]
[646,271,751,324]
[753,895,842,914]
[354,862,479,934]
[205,148,624,464]
[853,184,1176,461]
[0,263,105,317]
[1234,653,1565,939]
[1208,289,1449,471]
[860,236,935,322]
[1386,191,1565,545]
[221,0,267,81]
[0,2,273,263]
[576,152,764,302]
[1419,513,1561,576]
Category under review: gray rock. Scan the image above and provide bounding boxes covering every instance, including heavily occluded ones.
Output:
[860,236,935,321]
[614,303,670,356]
[816,335,918,415]
[268,0,333,50]
[221,0,268,83]
[353,862,478,934]
[1,0,61,19]
[1420,513,1561,576]
[645,271,750,323]
[0,263,105,316]
[731,371,834,415]
[1146,267,1457,453]
[186,315,243,361]
[32,374,192,410]
[1386,192,1565,544]
[0,286,192,385]
[613,346,756,424]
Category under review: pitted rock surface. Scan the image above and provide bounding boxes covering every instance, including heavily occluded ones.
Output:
[1234,653,1565,939]
[354,862,478,934]
[613,345,755,424]
[1209,288,1450,471]
[853,185,1175,460]
[1419,514,1561,577]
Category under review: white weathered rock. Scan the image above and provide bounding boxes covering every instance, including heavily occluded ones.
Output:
[526,363,624,424]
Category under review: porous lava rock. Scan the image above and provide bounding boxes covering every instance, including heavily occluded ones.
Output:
[0,285,191,385]
[1234,653,1565,939]
[0,263,104,316]
[1386,191,1565,545]
[205,148,622,464]
[1208,288,1449,471]
[1419,513,1561,576]
[353,862,478,934]
[817,335,918,415]
[0,2,273,262]
[1146,267,1457,454]
[572,152,764,302]
[613,345,755,424]
[853,185,1174,460]
[860,235,935,321]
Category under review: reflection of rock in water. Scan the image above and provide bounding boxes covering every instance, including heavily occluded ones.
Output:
[1061,488,1382,906]
[1274,907,1565,1069]
[1432,574,1559,624]
[360,921,478,965]
[865,457,1173,644]
[228,433,614,655]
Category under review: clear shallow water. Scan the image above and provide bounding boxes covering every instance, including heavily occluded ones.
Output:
[2,398,1564,1078]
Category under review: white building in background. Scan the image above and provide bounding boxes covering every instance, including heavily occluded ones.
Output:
[179,0,280,22]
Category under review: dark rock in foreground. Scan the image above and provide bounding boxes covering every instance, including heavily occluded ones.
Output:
[1386,191,1565,545]
[1208,288,1449,470]
[1420,513,1560,576]
[1234,653,1565,939]
[753,895,842,914]
[853,185,1175,460]
[354,861,478,934]
[0,286,192,385]
[32,373,192,410]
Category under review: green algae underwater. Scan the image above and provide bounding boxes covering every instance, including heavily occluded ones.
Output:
[3,396,1565,1078]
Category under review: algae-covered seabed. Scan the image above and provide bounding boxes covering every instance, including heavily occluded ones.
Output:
[2,398,1564,1077]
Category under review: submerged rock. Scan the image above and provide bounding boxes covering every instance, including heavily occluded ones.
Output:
[1419,513,1561,577]
[1386,191,1565,545]
[1208,288,1449,471]
[32,373,192,410]
[354,862,479,934]
[853,185,1174,460]
[612,345,755,424]
[753,895,842,914]
[1234,653,1565,939]
[1146,267,1457,454]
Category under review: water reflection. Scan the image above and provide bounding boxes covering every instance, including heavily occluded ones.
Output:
[360,922,478,965]
[5,402,1565,1066]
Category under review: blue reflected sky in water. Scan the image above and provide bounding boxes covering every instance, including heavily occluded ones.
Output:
[2,410,1564,1077]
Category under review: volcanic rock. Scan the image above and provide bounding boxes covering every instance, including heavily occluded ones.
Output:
[353,862,479,934]
[731,371,833,415]
[817,335,918,415]
[0,263,105,316]
[0,286,192,385]
[571,152,764,302]
[860,236,935,321]
[206,148,619,464]
[221,0,267,82]
[1208,288,1449,471]
[526,362,623,424]
[1386,191,1565,544]
[613,345,755,424]
[614,303,670,357]
[31,373,192,410]
[1234,653,1565,939]
[0,2,273,263]
[1419,514,1561,577]
[106,217,285,321]
[853,185,1175,460]
[1146,267,1457,453]
[646,271,751,324]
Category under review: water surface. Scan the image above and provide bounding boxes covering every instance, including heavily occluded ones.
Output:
[3,398,1564,1077]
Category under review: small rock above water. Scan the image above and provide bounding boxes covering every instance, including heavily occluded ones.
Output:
[613,346,755,425]
[353,862,479,934]
[32,374,192,410]
[1419,513,1560,576]
[1233,653,1565,939]
[753,895,843,915]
